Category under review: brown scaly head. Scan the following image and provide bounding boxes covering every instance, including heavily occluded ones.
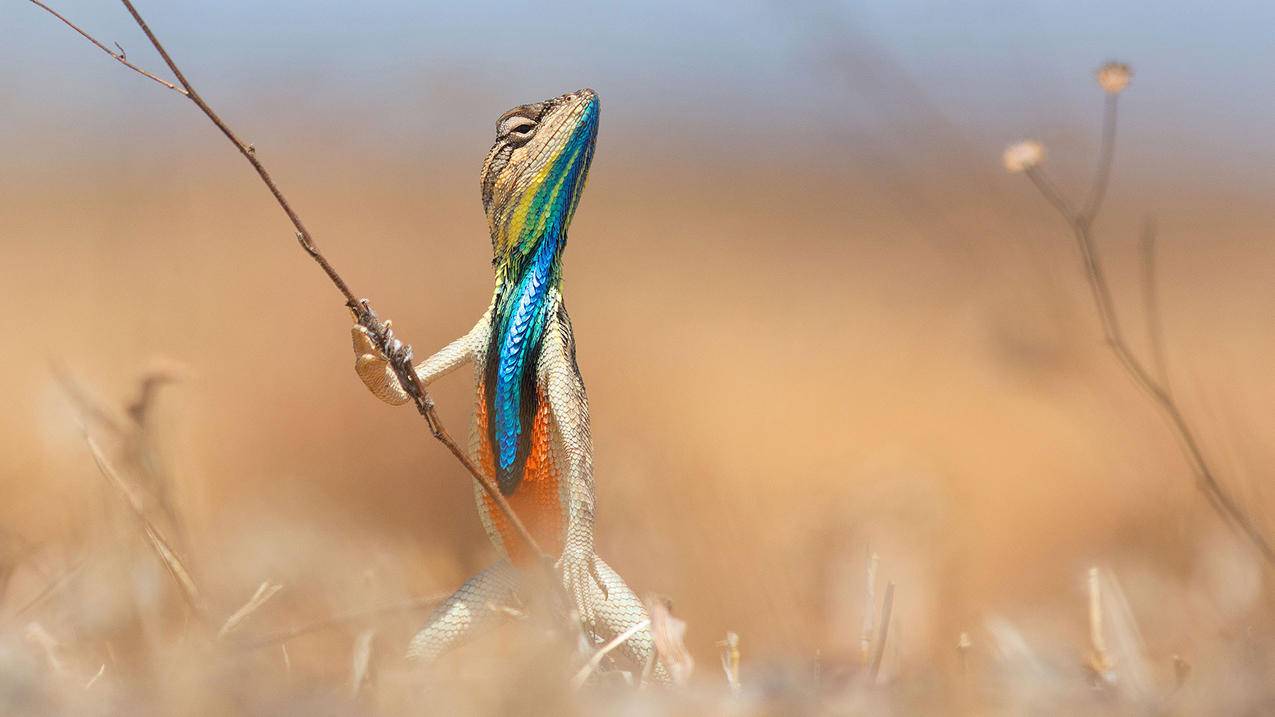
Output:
[479,88,599,287]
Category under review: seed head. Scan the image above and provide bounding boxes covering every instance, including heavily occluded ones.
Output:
[1096,62,1132,94]
[1002,140,1045,173]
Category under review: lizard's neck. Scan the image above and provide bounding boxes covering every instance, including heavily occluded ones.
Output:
[485,231,563,494]
[491,230,564,324]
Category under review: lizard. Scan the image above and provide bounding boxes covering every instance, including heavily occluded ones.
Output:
[350,88,665,678]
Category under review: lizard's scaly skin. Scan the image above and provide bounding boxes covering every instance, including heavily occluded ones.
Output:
[352,89,664,679]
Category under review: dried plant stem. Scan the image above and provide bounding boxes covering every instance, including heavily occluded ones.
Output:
[868,581,895,684]
[8,555,88,623]
[29,0,548,565]
[1138,218,1171,391]
[28,0,184,94]
[85,434,210,622]
[1023,94,1275,566]
[1086,566,1113,677]
[859,550,879,663]
[237,594,446,650]
[1082,93,1119,221]
[571,618,652,688]
[718,631,741,693]
[219,581,284,639]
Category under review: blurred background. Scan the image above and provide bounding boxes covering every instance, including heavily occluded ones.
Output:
[3,0,1275,712]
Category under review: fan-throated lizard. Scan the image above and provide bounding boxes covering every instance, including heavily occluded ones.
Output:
[351,88,664,677]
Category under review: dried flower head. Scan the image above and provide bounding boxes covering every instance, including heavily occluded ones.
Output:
[1096,62,1132,94]
[1002,140,1045,173]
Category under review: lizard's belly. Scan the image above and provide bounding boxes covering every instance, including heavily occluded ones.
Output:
[475,381,565,563]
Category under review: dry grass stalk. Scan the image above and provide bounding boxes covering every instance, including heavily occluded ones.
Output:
[718,631,741,693]
[218,581,284,640]
[868,581,896,684]
[350,629,376,699]
[571,618,652,689]
[84,664,106,690]
[1086,566,1114,682]
[84,434,209,622]
[237,594,446,649]
[956,631,972,674]
[859,551,879,663]
[24,621,66,674]
[8,555,89,624]
[1173,654,1191,689]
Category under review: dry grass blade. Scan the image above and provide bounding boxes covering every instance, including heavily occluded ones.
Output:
[84,434,209,622]
[350,628,375,699]
[570,618,651,689]
[1089,567,1152,696]
[237,594,445,649]
[1085,566,1113,683]
[50,363,128,437]
[9,554,89,623]
[25,621,66,674]
[84,664,106,690]
[868,581,896,684]
[860,551,879,663]
[718,631,741,693]
[219,581,284,639]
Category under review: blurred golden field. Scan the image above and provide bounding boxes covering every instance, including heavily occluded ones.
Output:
[4,1,1275,714]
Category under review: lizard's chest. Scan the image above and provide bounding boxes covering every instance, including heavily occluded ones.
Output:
[473,348,567,561]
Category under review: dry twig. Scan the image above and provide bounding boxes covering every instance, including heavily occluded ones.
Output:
[1016,66,1275,565]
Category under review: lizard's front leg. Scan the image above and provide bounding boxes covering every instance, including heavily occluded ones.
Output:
[351,312,490,404]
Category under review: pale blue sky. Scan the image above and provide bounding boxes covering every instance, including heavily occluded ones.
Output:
[5,1,1273,190]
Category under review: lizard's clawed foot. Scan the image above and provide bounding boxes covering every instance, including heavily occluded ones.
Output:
[351,321,412,406]
[558,548,607,626]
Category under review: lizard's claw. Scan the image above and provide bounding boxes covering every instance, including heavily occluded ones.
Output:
[351,321,411,406]
[558,548,606,627]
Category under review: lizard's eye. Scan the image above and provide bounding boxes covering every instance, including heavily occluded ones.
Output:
[499,116,537,142]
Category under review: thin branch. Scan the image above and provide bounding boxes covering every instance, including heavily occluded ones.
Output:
[1022,94,1275,566]
[28,0,185,94]
[1082,93,1119,222]
[31,0,549,565]
[1138,217,1171,392]
[235,594,445,650]
[571,618,652,689]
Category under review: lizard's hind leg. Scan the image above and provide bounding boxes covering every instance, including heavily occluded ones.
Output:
[407,560,518,662]
[588,557,670,682]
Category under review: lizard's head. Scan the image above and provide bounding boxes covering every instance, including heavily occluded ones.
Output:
[480,88,599,281]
